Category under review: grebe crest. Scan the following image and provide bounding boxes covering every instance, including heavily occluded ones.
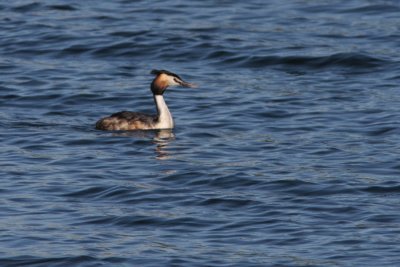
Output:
[95,69,196,131]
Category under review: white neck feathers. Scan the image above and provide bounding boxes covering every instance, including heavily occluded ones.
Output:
[154,95,174,129]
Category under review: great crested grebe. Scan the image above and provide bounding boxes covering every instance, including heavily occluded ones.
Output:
[95,69,196,131]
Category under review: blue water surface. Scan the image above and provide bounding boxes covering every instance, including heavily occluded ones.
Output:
[1,0,400,266]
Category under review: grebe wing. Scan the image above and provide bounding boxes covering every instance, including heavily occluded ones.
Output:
[110,111,153,120]
[96,111,156,130]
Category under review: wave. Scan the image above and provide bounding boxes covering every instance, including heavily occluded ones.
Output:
[235,53,389,69]
[0,256,125,267]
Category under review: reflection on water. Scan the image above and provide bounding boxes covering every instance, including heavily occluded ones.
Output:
[108,129,175,160]
[154,129,175,160]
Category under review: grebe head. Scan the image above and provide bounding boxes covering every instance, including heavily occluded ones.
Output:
[150,69,196,95]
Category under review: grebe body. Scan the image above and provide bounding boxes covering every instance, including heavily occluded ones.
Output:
[95,70,195,131]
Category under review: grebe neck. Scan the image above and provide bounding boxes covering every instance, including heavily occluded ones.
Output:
[154,94,174,129]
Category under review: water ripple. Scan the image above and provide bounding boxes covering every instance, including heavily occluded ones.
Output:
[238,53,388,69]
[1,0,400,266]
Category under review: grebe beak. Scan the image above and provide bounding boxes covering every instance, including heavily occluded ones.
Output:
[173,77,197,88]
[177,79,197,88]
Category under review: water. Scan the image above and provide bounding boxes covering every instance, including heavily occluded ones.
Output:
[1,0,400,266]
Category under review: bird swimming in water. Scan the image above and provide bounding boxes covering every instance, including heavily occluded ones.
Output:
[95,69,196,131]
